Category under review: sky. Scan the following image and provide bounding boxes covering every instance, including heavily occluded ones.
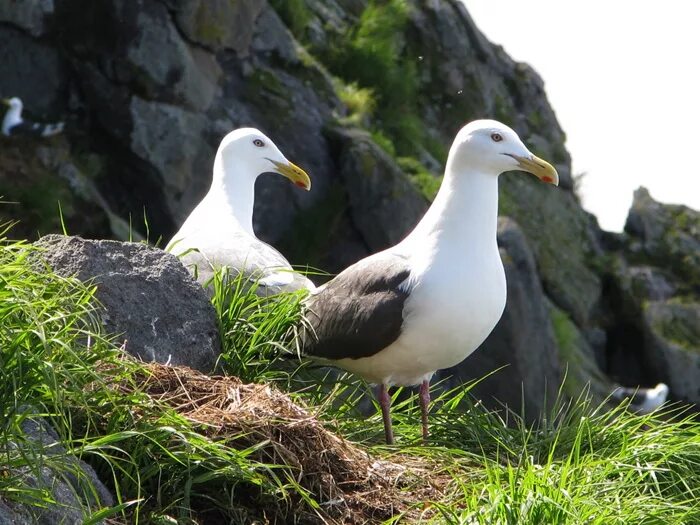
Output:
[463,1,700,231]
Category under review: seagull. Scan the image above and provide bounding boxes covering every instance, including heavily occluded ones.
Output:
[300,120,559,444]
[1,97,64,137]
[167,128,314,293]
[612,383,669,414]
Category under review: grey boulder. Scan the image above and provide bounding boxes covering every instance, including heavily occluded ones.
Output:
[643,300,700,403]
[0,414,113,524]
[34,235,221,372]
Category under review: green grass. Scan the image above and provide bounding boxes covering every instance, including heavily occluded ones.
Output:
[326,0,423,155]
[268,0,312,40]
[398,156,442,200]
[2,230,700,523]
[269,0,440,205]
[210,267,308,383]
[0,235,316,523]
[431,396,700,523]
[335,79,377,128]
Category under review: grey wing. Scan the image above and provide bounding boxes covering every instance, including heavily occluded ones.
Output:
[7,119,63,137]
[178,233,313,293]
[301,253,411,360]
[612,386,649,406]
[7,120,44,136]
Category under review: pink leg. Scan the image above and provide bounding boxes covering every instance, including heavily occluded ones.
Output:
[419,379,430,443]
[377,383,394,445]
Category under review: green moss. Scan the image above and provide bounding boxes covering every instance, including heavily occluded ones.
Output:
[193,2,227,45]
[551,307,578,363]
[22,179,73,233]
[268,0,312,41]
[549,304,609,399]
[335,80,376,127]
[657,319,697,350]
[319,0,424,155]
[0,167,74,236]
[244,68,293,124]
[369,130,396,157]
[672,208,692,230]
[297,46,317,69]
[651,304,700,352]
[499,173,601,325]
[248,68,287,98]
[424,135,448,166]
[527,109,545,130]
[492,93,512,123]
[398,156,440,201]
[550,306,583,398]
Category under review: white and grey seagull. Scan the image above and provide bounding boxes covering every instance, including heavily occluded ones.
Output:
[167,128,314,293]
[612,382,669,414]
[300,119,559,444]
[1,97,64,137]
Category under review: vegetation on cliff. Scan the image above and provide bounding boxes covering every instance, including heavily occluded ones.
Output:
[2,0,700,522]
[2,229,700,524]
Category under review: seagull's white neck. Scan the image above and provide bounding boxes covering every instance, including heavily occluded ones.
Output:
[405,161,500,253]
[207,154,257,236]
[2,104,22,135]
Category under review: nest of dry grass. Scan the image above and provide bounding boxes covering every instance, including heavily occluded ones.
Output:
[110,362,452,524]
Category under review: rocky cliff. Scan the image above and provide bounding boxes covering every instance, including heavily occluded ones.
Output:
[1,0,698,415]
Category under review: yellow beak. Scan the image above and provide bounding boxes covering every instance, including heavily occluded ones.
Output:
[269,159,312,191]
[509,153,559,185]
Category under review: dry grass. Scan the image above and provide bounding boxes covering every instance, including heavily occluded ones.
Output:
[108,361,453,524]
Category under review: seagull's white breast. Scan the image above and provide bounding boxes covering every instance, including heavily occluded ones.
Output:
[333,241,507,387]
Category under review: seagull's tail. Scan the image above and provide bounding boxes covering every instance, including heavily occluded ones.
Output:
[40,121,64,137]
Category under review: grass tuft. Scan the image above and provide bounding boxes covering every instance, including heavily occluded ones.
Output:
[2,229,700,523]
[210,268,307,384]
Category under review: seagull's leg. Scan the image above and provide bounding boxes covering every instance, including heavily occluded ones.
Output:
[419,379,430,443]
[377,383,394,445]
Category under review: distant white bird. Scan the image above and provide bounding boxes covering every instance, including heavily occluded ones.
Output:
[1,97,64,137]
[612,383,669,414]
[301,120,559,444]
[167,128,314,294]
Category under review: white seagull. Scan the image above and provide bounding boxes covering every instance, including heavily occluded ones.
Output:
[612,383,669,414]
[301,120,559,444]
[167,128,314,293]
[1,97,64,137]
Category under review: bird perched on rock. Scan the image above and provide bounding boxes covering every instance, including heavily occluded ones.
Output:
[1,97,64,137]
[612,383,669,414]
[167,128,314,293]
[301,120,559,444]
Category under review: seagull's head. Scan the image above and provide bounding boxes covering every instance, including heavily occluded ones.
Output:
[215,128,311,190]
[652,383,670,400]
[7,97,21,111]
[450,120,558,185]
[1,97,22,111]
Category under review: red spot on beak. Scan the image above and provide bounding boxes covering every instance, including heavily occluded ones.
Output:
[542,176,554,184]
[295,181,307,189]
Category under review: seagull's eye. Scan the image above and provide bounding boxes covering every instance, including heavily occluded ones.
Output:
[253,139,265,147]
[491,133,503,143]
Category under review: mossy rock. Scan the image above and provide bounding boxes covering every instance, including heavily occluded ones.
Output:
[548,301,612,401]
[500,173,601,326]
[173,0,264,53]
[643,300,700,402]
[625,187,700,293]
[646,301,700,352]
[0,137,110,240]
